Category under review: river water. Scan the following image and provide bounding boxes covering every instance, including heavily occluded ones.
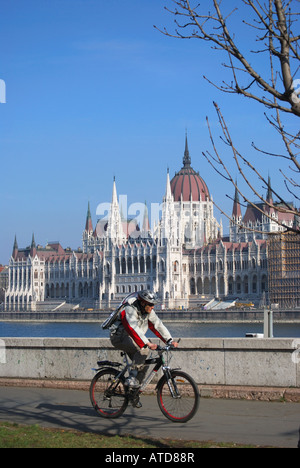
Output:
[0,321,300,338]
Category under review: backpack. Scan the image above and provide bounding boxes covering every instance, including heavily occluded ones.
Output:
[101,292,138,330]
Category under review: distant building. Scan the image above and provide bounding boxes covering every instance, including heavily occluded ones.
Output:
[230,177,297,243]
[0,265,8,304]
[268,231,300,308]
[4,137,299,311]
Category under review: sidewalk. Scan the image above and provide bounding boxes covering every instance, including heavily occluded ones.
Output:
[0,377,299,402]
[0,383,299,447]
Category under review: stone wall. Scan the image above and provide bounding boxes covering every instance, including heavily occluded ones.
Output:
[0,337,299,388]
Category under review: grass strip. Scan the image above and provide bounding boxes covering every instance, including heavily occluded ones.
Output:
[0,422,258,449]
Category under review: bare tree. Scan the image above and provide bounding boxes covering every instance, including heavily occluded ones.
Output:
[156,0,300,233]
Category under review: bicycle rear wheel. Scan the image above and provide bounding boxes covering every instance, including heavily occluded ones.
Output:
[90,368,128,418]
[157,370,199,423]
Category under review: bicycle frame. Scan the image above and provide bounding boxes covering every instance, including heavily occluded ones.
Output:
[93,344,180,396]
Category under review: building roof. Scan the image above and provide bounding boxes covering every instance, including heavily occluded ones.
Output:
[170,135,210,202]
[184,237,267,256]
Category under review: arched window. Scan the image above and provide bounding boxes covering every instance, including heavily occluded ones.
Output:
[121,257,126,274]
[190,278,196,295]
[134,257,138,273]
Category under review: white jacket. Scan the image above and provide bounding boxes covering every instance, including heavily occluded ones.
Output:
[118,297,172,349]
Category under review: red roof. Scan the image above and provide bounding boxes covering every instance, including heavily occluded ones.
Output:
[171,134,210,202]
[170,166,210,202]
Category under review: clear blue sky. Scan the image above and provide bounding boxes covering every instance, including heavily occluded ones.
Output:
[0,0,296,264]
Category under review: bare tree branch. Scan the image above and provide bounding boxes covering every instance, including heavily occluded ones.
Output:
[157,0,300,234]
[205,102,299,233]
[156,0,300,115]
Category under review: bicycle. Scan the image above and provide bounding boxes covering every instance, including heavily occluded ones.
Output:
[89,341,200,423]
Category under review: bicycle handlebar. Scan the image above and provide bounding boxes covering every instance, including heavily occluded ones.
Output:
[156,338,181,352]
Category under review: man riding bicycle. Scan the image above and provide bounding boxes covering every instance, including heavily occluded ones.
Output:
[110,290,178,391]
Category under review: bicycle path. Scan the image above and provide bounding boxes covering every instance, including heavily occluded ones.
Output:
[0,385,299,448]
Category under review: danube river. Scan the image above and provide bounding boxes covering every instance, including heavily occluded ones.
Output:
[0,321,300,338]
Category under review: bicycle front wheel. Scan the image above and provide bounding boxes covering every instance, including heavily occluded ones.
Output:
[90,368,128,418]
[157,370,199,423]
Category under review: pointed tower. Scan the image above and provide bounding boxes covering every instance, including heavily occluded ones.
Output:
[82,202,94,253]
[164,168,173,202]
[30,233,37,257]
[12,235,18,260]
[161,169,177,244]
[265,175,276,220]
[111,176,118,207]
[183,132,191,168]
[85,202,93,233]
[266,175,273,205]
[230,183,242,242]
[107,177,126,245]
[141,201,151,238]
[232,184,242,221]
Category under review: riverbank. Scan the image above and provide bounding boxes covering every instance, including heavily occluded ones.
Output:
[2,319,300,325]
[1,309,300,322]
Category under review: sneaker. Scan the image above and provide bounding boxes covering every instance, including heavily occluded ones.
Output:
[131,397,142,408]
[125,376,140,389]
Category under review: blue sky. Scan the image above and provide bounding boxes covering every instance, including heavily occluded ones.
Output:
[0,0,297,264]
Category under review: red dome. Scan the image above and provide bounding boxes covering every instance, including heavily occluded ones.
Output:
[170,137,210,202]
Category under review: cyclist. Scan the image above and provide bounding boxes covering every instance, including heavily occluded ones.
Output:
[110,290,178,392]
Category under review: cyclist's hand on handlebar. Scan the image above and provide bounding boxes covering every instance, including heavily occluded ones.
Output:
[167,338,180,349]
[147,342,158,350]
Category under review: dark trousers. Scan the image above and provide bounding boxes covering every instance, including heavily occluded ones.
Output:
[110,327,149,383]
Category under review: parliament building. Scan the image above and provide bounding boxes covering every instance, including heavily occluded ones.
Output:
[5,137,296,311]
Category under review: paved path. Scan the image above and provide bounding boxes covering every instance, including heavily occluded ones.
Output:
[0,386,299,448]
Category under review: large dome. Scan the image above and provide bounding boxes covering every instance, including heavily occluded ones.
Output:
[170,137,210,202]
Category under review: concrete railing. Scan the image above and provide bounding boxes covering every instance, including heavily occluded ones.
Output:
[0,337,299,388]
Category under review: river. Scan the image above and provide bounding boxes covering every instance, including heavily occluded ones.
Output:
[0,321,300,338]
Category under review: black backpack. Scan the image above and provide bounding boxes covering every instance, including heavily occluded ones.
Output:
[101,292,138,330]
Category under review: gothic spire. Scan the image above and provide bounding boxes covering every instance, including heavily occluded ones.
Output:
[12,235,18,259]
[85,201,93,232]
[232,182,242,220]
[141,201,151,237]
[30,233,37,257]
[266,175,273,204]
[31,233,36,249]
[165,168,173,201]
[111,176,118,207]
[108,176,125,244]
[183,132,191,168]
